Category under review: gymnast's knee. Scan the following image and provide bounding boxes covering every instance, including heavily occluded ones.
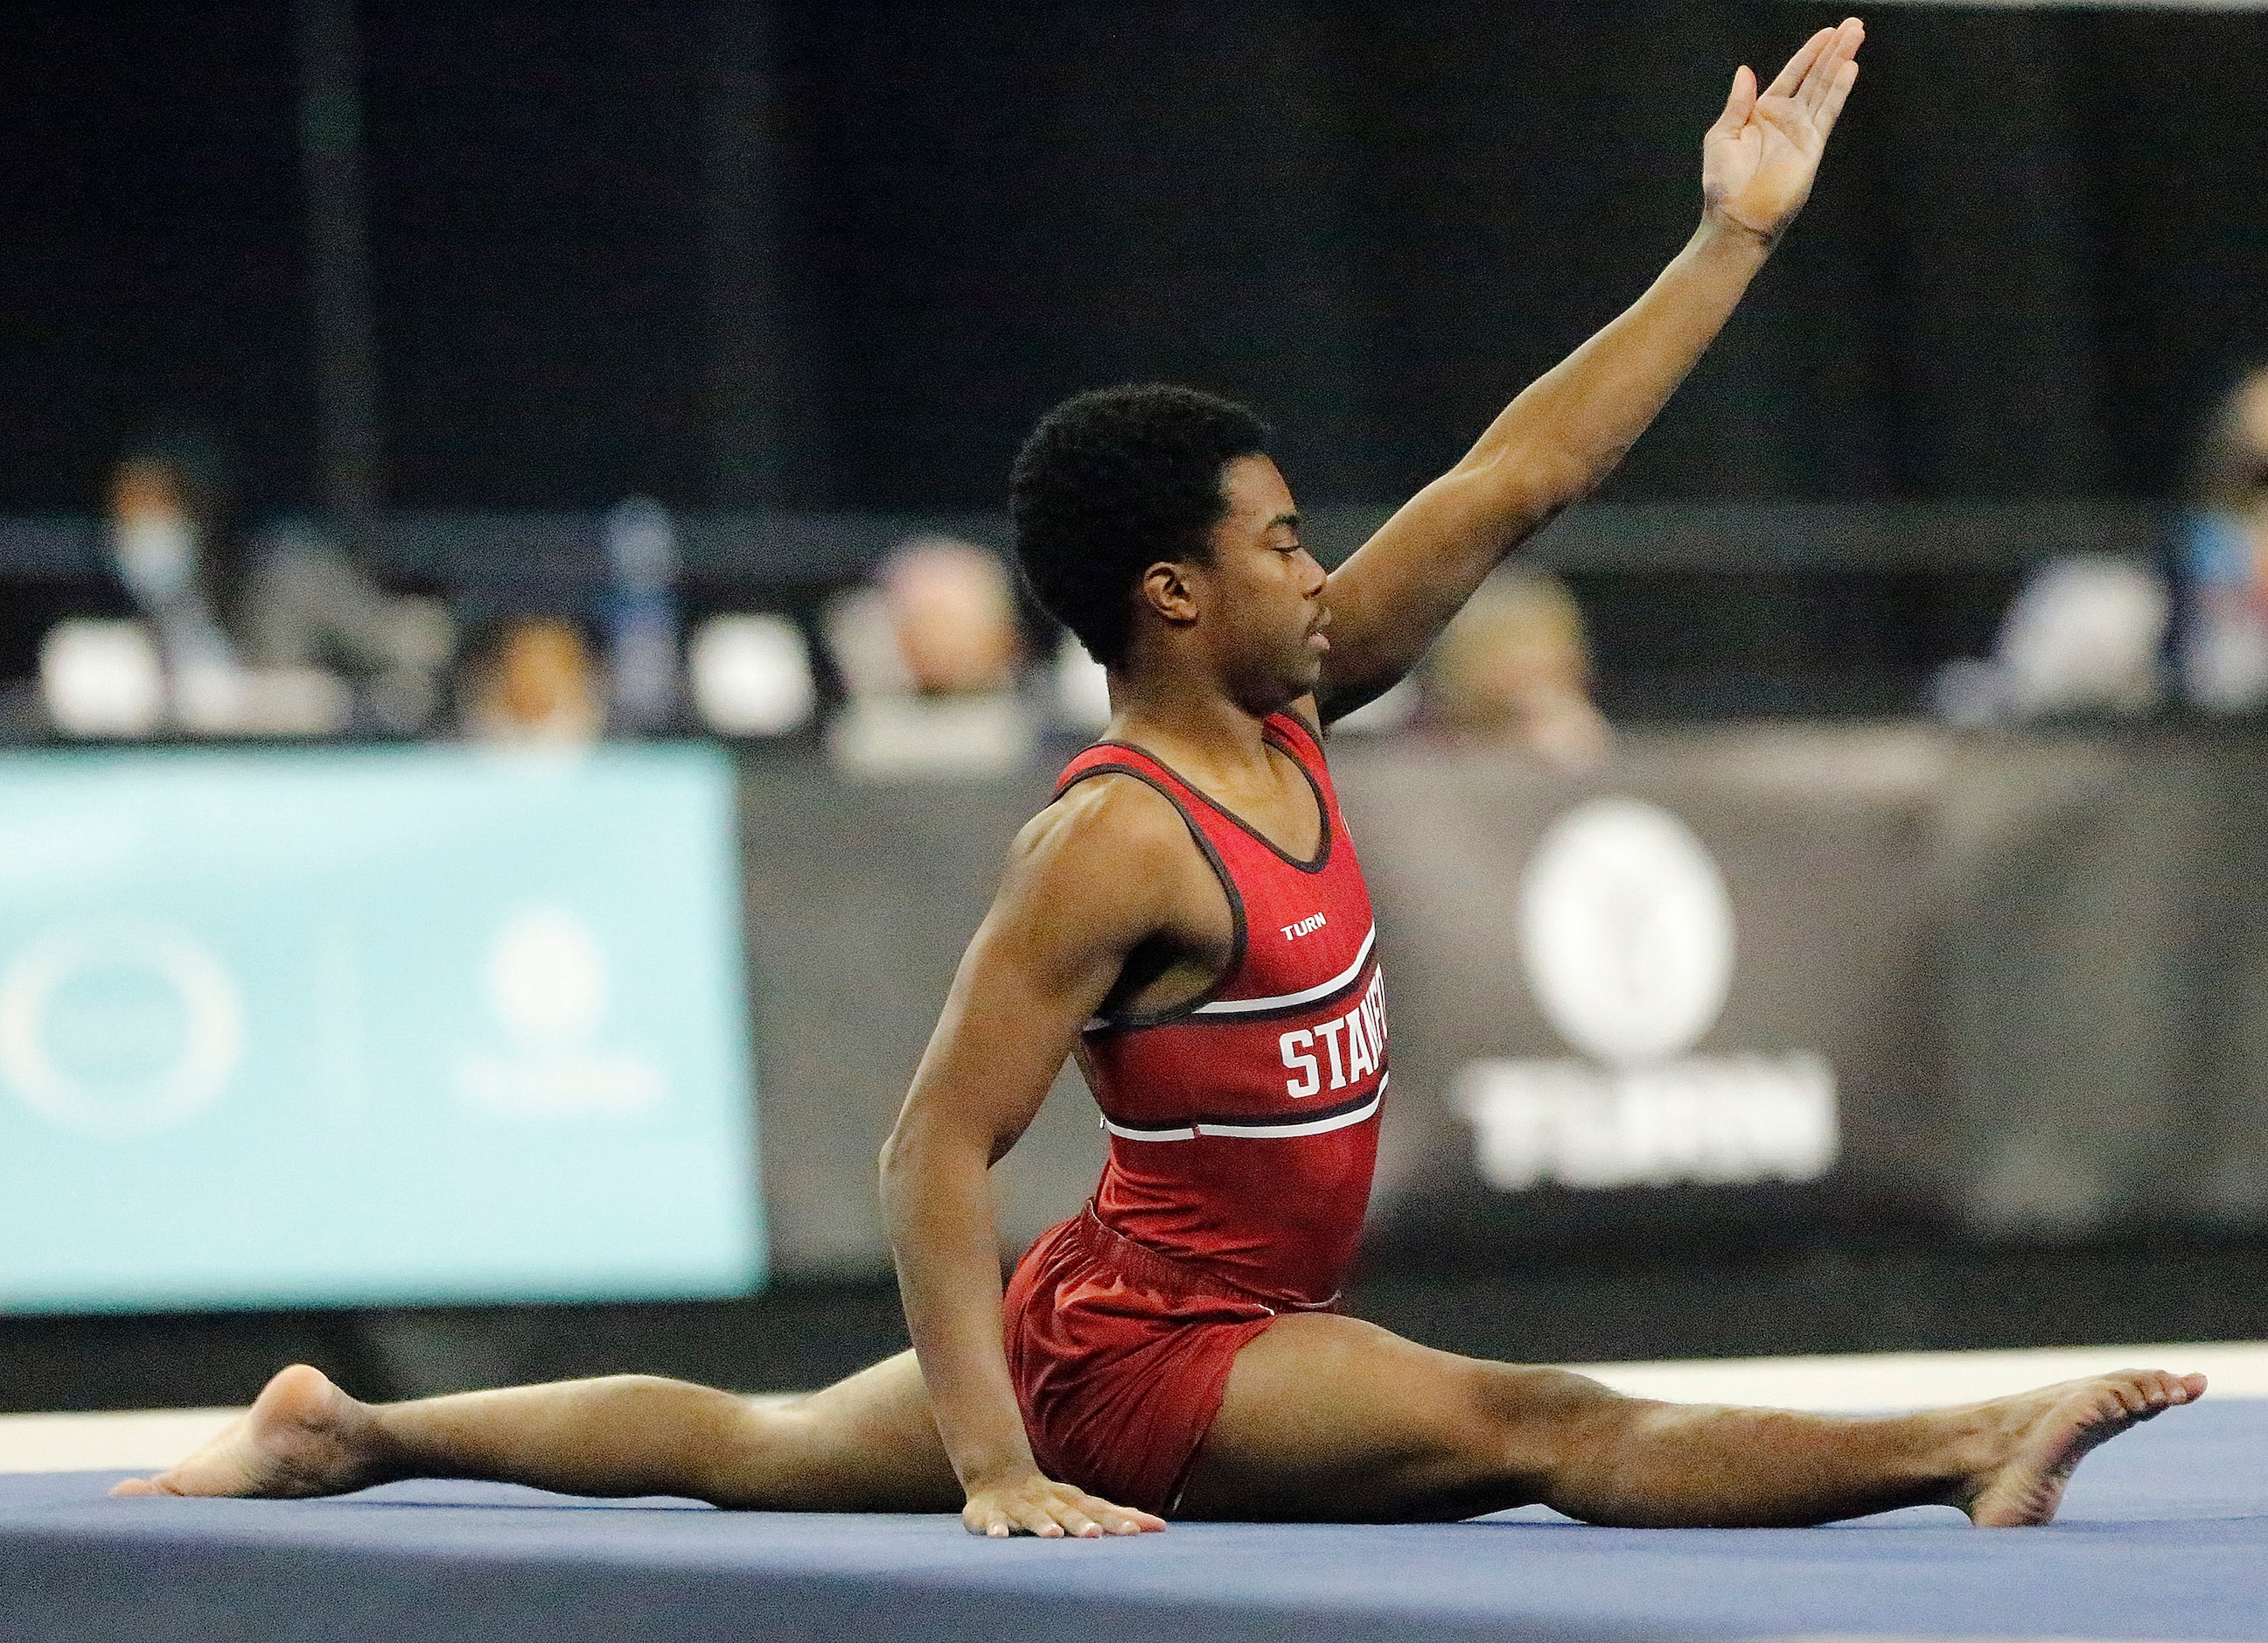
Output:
[1462,1362,1642,1493]
[682,1392,816,1506]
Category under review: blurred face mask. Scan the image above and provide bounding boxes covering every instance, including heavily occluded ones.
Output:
[113,514,197,607]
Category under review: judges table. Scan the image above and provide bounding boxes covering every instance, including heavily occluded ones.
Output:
[1,723,2262,1311]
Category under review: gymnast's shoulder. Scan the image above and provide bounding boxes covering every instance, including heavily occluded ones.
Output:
[995,771,1198,916]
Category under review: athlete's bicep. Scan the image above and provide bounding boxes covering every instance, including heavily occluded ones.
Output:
[895,787,1183,1161]
[910,896,1119,1162]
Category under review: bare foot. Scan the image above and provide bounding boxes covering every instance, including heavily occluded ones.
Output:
[109,1364,381,1500]
[1961,1368,2206,1527]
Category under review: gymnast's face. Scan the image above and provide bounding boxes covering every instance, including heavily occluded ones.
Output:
[1188,454,1329,706]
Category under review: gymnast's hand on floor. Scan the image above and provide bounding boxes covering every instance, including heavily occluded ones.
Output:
[1701,16,1863,247]
[961,1470,1167,1538]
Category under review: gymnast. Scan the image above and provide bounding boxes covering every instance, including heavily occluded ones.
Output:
[116,17,2205,1535]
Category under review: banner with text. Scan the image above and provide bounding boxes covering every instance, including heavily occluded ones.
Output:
[0,745,763,1311]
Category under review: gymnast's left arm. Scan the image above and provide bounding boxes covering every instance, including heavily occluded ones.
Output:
[1313,17,1864,719]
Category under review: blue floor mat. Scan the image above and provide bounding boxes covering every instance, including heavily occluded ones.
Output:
[3,1396,2260,1643]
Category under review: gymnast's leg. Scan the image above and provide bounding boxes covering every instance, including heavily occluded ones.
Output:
[110,1350,960,1512]
[1176,1313,2203,1528]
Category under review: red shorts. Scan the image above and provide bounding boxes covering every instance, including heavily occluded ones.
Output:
[1003,1206,1315,1516]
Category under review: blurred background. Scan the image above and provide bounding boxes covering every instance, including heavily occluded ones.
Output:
[3,0,2267,1414]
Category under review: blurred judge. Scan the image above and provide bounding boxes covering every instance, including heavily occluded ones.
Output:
[825,536,1036,778]
[1424,569,1610,771]
[2184,365,2268,712]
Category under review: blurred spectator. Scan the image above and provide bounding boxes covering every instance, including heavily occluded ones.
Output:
[106,437,236,686]
[825,536,1036,779]
[235,521,455,732]
[2181,364,2268,713]
[65,435,452,737]
[1424,570,1610,771]
[1932,556,2169,724]
[881,535,1022,696]
[462,618,605,745]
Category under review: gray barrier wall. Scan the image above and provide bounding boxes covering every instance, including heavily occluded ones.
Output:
[741,724,2268,1276]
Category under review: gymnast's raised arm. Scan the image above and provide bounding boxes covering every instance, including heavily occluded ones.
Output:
[1312,17,1863,720]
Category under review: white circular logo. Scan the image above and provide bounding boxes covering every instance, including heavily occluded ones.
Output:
[0,924,244,1139]
[485,907,610,1048]
[1517,798,1735,1066]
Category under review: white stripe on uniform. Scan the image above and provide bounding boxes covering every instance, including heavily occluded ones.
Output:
[1191,922,1377,1017]
[1099,1076,1386,1143]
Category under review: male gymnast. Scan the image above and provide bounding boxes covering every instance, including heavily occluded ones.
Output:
[118,17,2205,1534]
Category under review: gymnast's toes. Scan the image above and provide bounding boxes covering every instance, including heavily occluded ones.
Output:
[1967,1370,2204,1528]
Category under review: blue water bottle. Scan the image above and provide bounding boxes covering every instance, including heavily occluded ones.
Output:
[604,497,682,735]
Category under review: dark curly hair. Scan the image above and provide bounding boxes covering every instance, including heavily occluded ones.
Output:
[1009,384,1270,667]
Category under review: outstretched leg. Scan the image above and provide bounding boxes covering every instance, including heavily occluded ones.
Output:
[1177,1314,2204,1528]
[111,1349,960,1513]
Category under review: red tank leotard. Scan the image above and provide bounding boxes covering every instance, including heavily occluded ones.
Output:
[1002,710,1387,1513]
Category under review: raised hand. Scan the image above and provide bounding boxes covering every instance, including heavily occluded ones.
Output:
[1702,17,1863,246]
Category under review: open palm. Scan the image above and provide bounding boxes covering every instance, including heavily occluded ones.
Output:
[1702,18,1863,244]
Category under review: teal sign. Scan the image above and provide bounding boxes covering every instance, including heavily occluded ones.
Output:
[0,744,764,1311]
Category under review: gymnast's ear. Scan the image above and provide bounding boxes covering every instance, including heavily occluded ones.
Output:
[1139,560,1202,629]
